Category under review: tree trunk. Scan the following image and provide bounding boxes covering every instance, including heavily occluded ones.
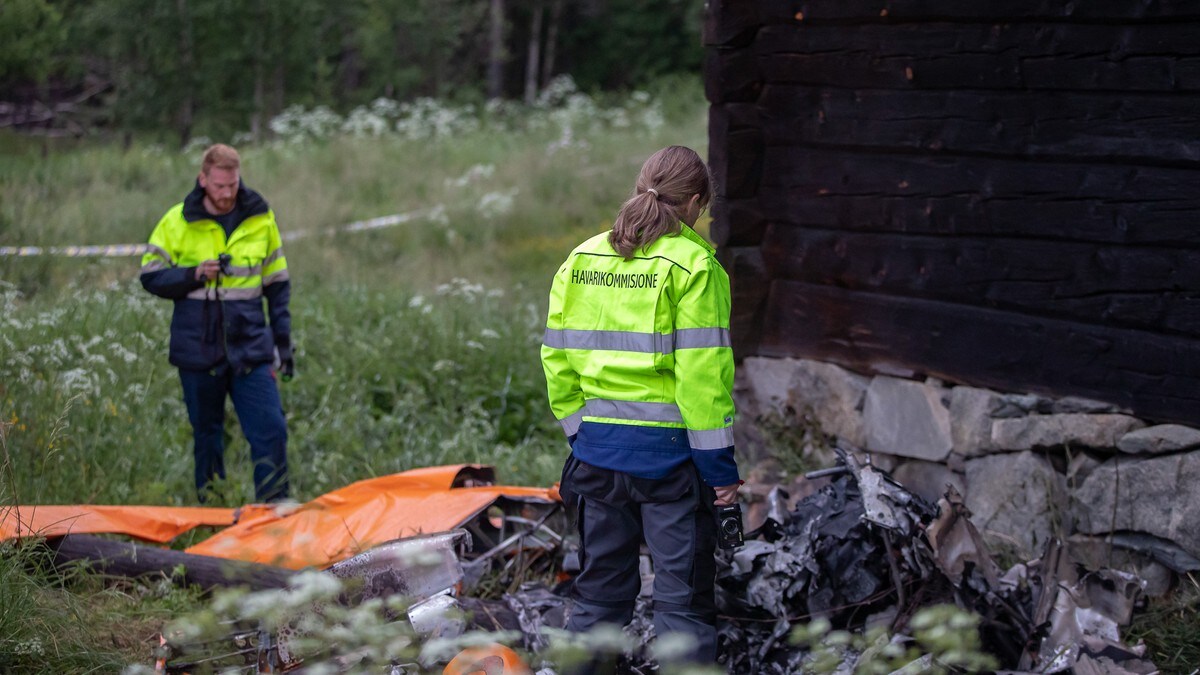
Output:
[176,0,195,148]
[541,0,563,87]
[272,63,285,123]
[250,0,265,142]
[523,2,544,104]
[487,0,506,99]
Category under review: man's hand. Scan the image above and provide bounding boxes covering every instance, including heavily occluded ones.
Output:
[275,344,295,382]
[713,483,740,506]
[279,356,295,382]
[194,260,221,281]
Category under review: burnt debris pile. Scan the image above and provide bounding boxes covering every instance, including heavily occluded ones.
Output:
[714,447,1156,674]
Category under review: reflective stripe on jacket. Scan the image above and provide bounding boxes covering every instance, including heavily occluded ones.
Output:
[140,183,291,372]
[541,225,738,486]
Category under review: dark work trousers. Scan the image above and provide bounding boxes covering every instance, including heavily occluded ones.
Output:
[179,363,289,503]
[560,454,719,666]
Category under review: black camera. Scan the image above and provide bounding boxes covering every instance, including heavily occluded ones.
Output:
[218,253,233,276]
[716,503,744,550]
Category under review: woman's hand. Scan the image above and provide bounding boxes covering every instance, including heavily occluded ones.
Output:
[713,483,741,506]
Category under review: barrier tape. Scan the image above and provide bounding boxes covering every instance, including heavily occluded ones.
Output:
[0,209,430,257]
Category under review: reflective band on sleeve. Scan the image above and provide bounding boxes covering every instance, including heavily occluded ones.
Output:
[559,409,585,436]
[674,327,731,350]
[584,399,683,424]
[263,269,290,285]
[542,327,729,354]
[688,427,735,450]
[262,248,285,266]
[145,244,173,264]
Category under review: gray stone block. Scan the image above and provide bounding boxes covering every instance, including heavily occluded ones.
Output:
[863,376,952,461]
[1073,452,1200,560]
[739,357,869,448]
[1052,396,1126,414]
[948,386,1002,457]
[965,451,1068,559]
[991,414,1145,451]
[1117,424,1200,455]
[892,459,965,505]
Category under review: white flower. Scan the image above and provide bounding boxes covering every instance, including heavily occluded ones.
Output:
[59,368,99,396]
[445,163,496,188]
[342,106,389,137]
[182,136,213,154]
[112,344,139,364]
[426,204,450,226]
[477,189,517,219]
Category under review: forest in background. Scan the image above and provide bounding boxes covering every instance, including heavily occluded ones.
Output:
[1,0,705,145]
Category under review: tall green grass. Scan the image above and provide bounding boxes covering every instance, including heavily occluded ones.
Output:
[1,77,707,507]
[0,79,705,669]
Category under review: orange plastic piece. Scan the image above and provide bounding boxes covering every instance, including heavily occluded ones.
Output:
[184,465,555,569]
[443,644,532,675]
[1,465,556,572]
[0,504,234,543]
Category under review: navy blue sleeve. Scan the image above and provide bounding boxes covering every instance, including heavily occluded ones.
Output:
[264,279,292,355]
[691,447,740,487]
[140,267,203,300]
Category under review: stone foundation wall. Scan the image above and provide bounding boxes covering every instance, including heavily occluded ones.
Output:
[736,356,1200,595]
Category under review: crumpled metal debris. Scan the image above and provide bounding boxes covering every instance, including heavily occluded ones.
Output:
[275,529,472,668]
[155,492,566,674]
[154,453,1161,674]
[715,449,940,674]
[711,447,1157,675]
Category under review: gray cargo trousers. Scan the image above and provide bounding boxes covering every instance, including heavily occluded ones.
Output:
[560,454,719,665]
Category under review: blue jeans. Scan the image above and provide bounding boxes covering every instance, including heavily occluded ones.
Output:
[179,364,289,503]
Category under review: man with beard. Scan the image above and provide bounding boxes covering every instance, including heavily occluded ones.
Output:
[140,144,293,503]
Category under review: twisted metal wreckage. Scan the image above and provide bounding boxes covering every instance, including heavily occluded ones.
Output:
[0,458,1164,673]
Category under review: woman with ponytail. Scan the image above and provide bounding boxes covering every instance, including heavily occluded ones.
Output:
[541,146,740,668]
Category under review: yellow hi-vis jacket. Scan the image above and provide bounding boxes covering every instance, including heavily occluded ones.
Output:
[541,224,738,487]
[140,182,291,372]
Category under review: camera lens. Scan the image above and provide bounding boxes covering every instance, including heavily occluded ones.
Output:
[721,518,740,535]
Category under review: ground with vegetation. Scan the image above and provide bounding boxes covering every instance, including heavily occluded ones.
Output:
[0,79,707,671]
[3,77,1198,673]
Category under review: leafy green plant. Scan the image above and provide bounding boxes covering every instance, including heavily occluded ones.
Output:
[791,605,999,674]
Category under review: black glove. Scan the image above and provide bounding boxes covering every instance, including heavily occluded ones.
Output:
[275,343,295,382]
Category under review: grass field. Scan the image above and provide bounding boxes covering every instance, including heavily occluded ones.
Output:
[1,77,708,505]
[0,77,708,670]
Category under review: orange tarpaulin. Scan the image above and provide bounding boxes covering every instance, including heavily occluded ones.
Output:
[0,504,235,543]
[186,465,554,569]
[3,465,556,571]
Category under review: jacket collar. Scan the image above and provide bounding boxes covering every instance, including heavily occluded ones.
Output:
[182,180,270,226]
[679,223,716,255]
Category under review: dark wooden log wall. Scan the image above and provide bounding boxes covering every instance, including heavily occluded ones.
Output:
[705,1,1200,425]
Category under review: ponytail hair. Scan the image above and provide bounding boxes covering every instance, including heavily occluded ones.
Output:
[609,146,714,259]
